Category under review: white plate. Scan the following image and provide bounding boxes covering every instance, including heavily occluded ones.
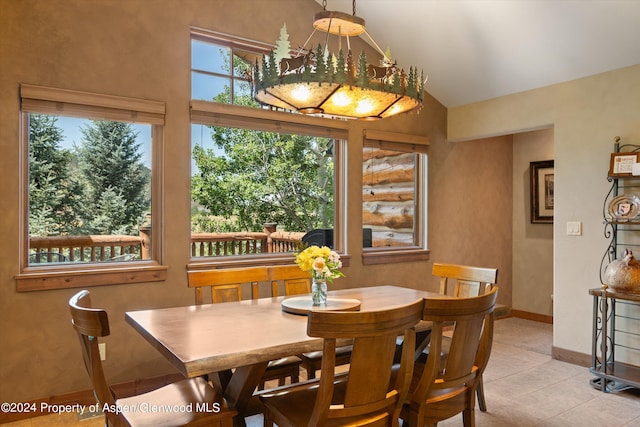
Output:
[281,296,361,315]
[608,194,640,221]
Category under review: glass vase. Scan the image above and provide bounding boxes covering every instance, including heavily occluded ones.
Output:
[311,276,327,306]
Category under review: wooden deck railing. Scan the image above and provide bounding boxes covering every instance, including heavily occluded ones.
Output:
[29,224,306,263]
[29,234,146,263]
[189,227,304,257]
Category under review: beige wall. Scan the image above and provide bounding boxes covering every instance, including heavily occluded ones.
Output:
[513,128,554,316]
[427,133,513,306]
[449,64,640,356]
[0,0,513,403]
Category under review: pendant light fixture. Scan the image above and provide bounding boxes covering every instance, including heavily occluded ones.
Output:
[252,0,425,120]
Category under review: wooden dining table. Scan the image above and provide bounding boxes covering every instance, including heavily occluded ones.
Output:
[125,285,436,426]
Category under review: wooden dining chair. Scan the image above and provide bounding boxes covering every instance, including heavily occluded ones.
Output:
[68,290,236,427]
[400,287,498,427]
[260,299,424,427]
[268,265,312,297]
[187,268,302,391]
[433,262,498,297]
[268,265,353,380]
[429,262,498,412]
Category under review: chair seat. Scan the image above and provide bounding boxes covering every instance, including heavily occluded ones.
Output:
[298,344,352,379]
[267,355,302,369]
[300,344,352,361]
[260,355,303,387]
[117,376,234,427]
[396,360,468,399]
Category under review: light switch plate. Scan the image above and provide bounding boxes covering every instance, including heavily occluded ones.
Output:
[566,221,582,236]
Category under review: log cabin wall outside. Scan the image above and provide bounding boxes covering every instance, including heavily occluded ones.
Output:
[363,148,416,247]
[0,0,513,408]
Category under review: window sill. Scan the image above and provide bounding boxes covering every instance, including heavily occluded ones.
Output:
[362,248,430,265]
[187,253,351,270]
[15,262,168,292]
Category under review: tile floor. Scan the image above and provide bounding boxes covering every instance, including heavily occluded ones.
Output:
[3,317,640,426]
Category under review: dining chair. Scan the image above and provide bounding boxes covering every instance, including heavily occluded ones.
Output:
[68,290,236,427]
[269,265,312,297]
[187,268,302,391]
[433,262,498,297]
[268,265,353,380]
[400,287,498,427]
[428,262,498,412]
[260,299,424,427]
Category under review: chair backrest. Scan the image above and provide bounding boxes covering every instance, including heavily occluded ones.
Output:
[268,265,311,296]
[411,287,498,411]
[432,263,498,297]
[305,299,424,426]
[68,290,117,414]
[187,267,269,304]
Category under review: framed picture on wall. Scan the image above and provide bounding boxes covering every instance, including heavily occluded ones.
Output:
[530,160,554,224]
[609,152,640,177]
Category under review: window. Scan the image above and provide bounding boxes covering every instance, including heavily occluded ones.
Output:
[190,32,347,267]
[190,102,347,266]
[191,30,267,105]
[362,130,429,265]
[17,84,167,291]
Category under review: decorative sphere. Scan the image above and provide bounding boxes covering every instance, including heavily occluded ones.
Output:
[604,250,640,293]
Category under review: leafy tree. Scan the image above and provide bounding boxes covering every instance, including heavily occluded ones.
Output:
[86,188,129,235]
[192,128,335,233]
[77,121,149,234]
[28,114,84,235]
[191,64,335,233]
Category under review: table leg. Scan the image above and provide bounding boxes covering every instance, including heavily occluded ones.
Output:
[210,369,233,394]
[224,361,268,427]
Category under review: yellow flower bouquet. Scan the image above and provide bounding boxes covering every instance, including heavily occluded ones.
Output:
[295,245,344,282]
[295,245,344,305]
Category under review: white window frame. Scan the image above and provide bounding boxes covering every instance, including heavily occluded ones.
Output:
[16,84,167,291]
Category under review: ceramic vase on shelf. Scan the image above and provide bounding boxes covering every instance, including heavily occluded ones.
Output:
[312,276,327,306]
[604,249,640,293]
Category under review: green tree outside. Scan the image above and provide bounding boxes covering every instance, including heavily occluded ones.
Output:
[76,120,150,234]
[28,114,84,236]
[192,128,335,233]
[29,115,150,240]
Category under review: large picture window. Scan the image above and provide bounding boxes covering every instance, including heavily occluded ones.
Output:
[18,84,166,291]
[191,123,339,257]
[190,33,347,266]
[27,114,152,263]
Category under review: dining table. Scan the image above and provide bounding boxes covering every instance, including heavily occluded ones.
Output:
[125,285,437,426]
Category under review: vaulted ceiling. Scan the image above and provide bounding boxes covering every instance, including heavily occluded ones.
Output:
[315,0,640,107]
